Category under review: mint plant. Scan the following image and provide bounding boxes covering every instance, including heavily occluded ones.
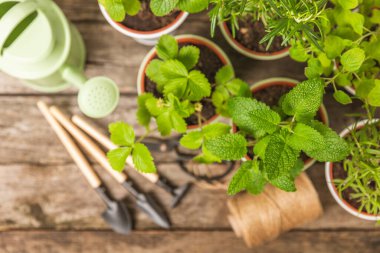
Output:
[138,34,250,136]
[99,0,208,22]
[204,79,349,195]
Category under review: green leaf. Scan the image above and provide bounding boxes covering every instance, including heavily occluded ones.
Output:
[132,143,157,173]
[107,147,132,172]
[109,122,135,146]
[178,0,208,13]
[156,35,178,60]
[282,79,324,120]
[194,146,221,164]
[137,93,153,127]
[146,59,167,88]
[333,90,352,105]
[341,48,366,72]
[186,70,211,101]
[202,123,231,139]
[180,131,203,149]
[145,97,164,116]
[178,45,200,70]
[204,133,247,160]
[150,0,179,16]
[170,111,187,133]
[228,97,281,138]
[270,175,296,192]
[161,59,188,79]
[306,120,350,162]
[290,159,304,179]
[215,65,235,86]
[228,160,266,195]
[368,80,380,107]
[122,0,141,15]
[324,35,346,59]
[156,111,172,136]
[288,123,325,153]
[226,78,251,97]
[370,9,380,24]
[264,133,300,180]
[104,0,125,21]
[335,73,352,87]
[253,135,271,159]
[356,79,375,100]
[289,43,309,62]
[337,0,358,9]
[305,58,323,79]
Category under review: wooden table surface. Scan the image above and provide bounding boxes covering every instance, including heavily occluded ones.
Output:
[0,1,379,252]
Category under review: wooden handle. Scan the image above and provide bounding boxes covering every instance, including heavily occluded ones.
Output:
[37,101,101,188]
[49,106,127,184]
[72,115,159,183]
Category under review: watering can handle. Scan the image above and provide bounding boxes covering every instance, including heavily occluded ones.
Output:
[0,0,38,52]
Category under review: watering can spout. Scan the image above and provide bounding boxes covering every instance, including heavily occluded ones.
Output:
[61,65,87,88]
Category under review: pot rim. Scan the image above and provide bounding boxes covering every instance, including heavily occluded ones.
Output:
[219,22,289,61]
[325,118,380,221]
[99,5,188,39]
[232,77,329,170]
[137,34,233,130]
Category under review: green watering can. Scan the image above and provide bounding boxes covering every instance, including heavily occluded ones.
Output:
[0,0,120,118]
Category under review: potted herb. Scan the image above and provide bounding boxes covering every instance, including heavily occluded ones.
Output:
[98,0,208,45]
[201,78,349,194]
[326,119,380,221]
[290,0,380,103]
[209,0,327,60]
[232,77,329,170]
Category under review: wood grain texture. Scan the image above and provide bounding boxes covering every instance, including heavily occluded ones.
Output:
[0,0,378,251]
[0,230,379,253]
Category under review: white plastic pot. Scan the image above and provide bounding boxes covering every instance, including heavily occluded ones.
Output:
[137,34,233,130]
[325,119,380,221]
[219,22,289,61]
[99,5,188,46]
[233,77,329,170]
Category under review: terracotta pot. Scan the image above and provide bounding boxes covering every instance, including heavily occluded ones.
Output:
[137,34,233,130]
[219,22,289,61]
[325,119,380,221]
[99,5,188,46]
[232,77,329,170]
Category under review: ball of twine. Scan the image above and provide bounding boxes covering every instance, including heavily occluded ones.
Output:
[227,173,323,247]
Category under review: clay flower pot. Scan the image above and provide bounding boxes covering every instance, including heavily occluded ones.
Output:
[325,119,380,221]
[137,34,232,130]
[99,5,188,46]
[232,77,329,170]
[219,22,289,61]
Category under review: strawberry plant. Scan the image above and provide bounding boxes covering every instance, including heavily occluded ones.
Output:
[99,0,208,22]
[203,79,349,194]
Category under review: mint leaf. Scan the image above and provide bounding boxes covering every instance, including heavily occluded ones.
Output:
[204,133,247,160]
[132,143,156,173]
[107,147,132,172]
[253,135,271,159]
[356,79,375,100]
[178,0,208,13]
[270,175,296,192]
[180,131,203,149]
[194,146,221,164]
[367,80,380,106]
[305,58,323,79]
[290,159,304,179]
[225,78,251,97]
[215,65,235,85]
[109,122,135,146]
[202,123,231,139]
[228,97,280,138]
[186,70,211,101]
[146,59,166,88]
[282,79,324,120]
[289,42,309,62]
[228,160,266,195]
[324,35,346,59]
[306,120,350,162]
[156,34,178,60]
[178,45,200,70]
[150,0,179,16]
[264,133,300,180]
[137,93,154,127]
[333,90,352,105]
[341,48,366,72]
[288,123,325,153]
[123,0,141,15]
[104,0,125,21]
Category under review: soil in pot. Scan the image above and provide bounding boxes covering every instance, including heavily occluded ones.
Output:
[122,0,181,31]
[228,16,285,53]
[144,43,224,126]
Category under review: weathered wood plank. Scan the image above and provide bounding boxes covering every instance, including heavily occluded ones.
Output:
[0,230,379,253]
